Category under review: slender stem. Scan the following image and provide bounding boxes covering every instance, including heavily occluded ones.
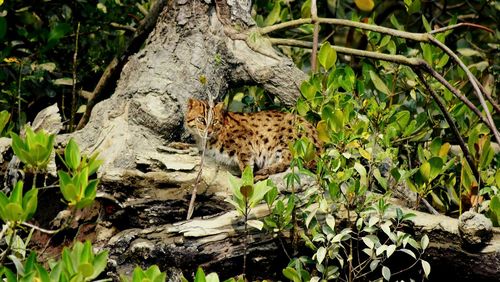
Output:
[429,22,494,34]
[259,18,311,35]
[310,0,319,72]
[243,201,249,280]
[17,62,22,129]
[22,206,77,235]
[21,222,61,234]
[70,22,80,132]
[186,99,214,220]
[32,171,37,189]
[416,70,480,183]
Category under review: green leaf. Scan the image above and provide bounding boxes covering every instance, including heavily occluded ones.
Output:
[393,110,410,131]
[35,264,51,282]
[65,139,81,171]
[78,263,93,278]
[10,180,23,205]
[420,43,433,64]
[263,2,281,26]
[132,266,145,281]
[369,71,391,95]
[490,195,500,218]
[300,81,317,101]
[47,23,71,46]
[241,166,254,187]
[58,171,77,203]
[195,267,206,282]
[354,162,367,188]
[205,272,220,282]
[428,157,444,180]
[11,132,28,163]
[316,246,326,264]
[382,266,391,281]
[22,188,38,221]
[421,260,431,278]
[421,15,431,32]
[379,35,391,48]
[436,54,449,68]
[406,0,421,14]
[429,138,442,156]
[318,42,337,71]
[420,234,429,251]
[264,186,278,205]
[331,109,344,132]
[0,110,10,135]
[90,250,108,279]
[282,267,301,282]
[4,203,23,222]
[373,168,388,190]
[419,161,431,183]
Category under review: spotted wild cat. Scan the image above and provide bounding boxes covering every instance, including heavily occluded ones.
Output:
[185,98,322,180]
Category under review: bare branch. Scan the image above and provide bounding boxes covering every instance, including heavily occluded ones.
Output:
[310,0,319,72]
[429,22,494,34]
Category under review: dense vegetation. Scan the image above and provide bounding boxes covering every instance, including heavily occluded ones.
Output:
[0,0,498,281]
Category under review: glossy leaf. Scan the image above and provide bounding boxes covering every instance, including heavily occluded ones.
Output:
[318,42,337,71]
[369,71,391,95]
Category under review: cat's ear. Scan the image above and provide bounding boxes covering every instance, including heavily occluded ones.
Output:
[187,98,195,109]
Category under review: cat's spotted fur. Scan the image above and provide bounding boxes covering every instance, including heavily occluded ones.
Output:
[185,98,321,180]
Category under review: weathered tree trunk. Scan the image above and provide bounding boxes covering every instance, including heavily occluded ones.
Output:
[67,0,305,174]
[40,0,499,281]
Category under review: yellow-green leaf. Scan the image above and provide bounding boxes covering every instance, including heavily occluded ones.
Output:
[369,71,391,95]
[318,42,337,71]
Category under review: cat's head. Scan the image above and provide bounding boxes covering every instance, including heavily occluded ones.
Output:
[185,98,225,139]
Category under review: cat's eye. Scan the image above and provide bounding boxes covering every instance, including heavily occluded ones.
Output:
[196,117,205,123]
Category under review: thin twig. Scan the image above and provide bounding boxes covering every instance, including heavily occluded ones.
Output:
[416,70,480,182]
[186,97,215,220]
[429,22,494,34]
[21,222,61,234]
[70,22,80,132]
[110,22,137,33]
[310,0,319,72]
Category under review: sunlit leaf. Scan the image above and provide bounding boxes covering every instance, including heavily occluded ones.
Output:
[369,71,391,95]
[318,42,337,71]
